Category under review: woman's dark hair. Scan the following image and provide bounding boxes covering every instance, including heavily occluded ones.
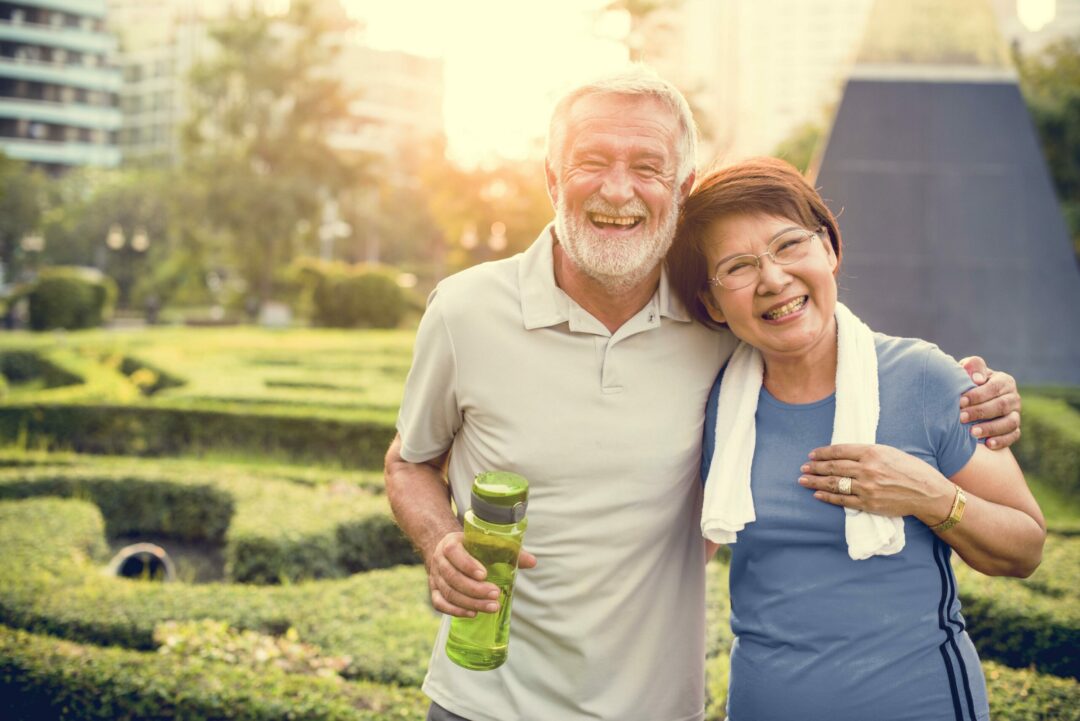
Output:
[667,157,843,328]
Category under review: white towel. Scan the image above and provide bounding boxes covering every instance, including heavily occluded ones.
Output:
[701,302,905,560]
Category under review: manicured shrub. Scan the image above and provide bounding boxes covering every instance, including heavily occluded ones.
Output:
[0,625,430,721]
[0,403,397,468]
[337,514,420,572]
[0,471,234,542]
[26,267,117,331]
[0,350,82,388]
[0,498,438,684]
[1012,395,1080,497]
[0,465,417,584]
[956,533,1080,679]
[310,264,409,329]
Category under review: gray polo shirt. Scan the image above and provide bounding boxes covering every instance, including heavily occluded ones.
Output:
[397,226,736,721]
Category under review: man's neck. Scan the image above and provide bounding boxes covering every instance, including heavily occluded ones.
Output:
[552,242,661,333]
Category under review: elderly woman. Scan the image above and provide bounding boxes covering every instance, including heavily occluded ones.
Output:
[666,157,1046,721]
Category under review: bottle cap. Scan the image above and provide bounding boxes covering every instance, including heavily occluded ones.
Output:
[470,471,528,524]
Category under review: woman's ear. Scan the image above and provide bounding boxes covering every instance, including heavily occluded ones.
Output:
[698,290,726,324]
[819,227,838,273]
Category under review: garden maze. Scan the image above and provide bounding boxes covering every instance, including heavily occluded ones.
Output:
[0,330,1078,720]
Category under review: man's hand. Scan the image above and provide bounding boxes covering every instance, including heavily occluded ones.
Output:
[427,532,537,618]
[958,356,1021,450]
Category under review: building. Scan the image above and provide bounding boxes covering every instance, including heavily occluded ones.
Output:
[0,0,121,172]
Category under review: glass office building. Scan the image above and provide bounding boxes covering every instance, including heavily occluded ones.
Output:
[0,0,120,172]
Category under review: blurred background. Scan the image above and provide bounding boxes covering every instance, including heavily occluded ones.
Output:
[0,0,1076,329]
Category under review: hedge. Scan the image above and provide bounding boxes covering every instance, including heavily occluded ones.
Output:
[0,403,397,468]
[0,625,429,721]
[0,498,437,685]
[0,465,418,584]
[26,266,116,331]
[0,351,82,389]
[1012,395,1080,498]
[956,533,1080,679]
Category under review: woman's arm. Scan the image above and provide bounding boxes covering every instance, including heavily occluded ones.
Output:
[798,443,1046,577]
[935,444,1045,577]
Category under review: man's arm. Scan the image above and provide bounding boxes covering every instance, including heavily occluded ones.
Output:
[384,435,535,617]
[958,356,1022,449]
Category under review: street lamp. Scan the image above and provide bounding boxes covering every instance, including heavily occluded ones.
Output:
[104,224,150,308]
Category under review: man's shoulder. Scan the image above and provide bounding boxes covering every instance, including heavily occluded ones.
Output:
[433,255,522,303]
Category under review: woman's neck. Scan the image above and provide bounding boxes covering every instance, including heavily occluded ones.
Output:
[761,324,839,404]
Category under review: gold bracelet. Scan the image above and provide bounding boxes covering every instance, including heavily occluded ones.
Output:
[930,486,967,533]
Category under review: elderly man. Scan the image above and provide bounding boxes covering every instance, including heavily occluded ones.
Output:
[384,67,1021,721]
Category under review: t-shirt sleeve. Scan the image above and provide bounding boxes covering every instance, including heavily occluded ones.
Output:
[395,288,462,463]
[920,344,979,478]
[700,366,725,484]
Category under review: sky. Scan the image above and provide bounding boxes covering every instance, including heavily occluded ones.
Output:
[340,0,633,166]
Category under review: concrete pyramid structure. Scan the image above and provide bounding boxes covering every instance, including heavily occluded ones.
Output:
[813,0,1080,384]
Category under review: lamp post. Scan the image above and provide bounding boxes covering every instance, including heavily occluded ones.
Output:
[104,224,150,309]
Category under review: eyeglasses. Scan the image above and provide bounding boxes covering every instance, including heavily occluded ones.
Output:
[706,228,822,291]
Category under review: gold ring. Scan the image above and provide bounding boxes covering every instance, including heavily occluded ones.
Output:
[837,477,854,495]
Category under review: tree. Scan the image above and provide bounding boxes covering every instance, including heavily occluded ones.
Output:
[1014,37,1080,257]
[774,122,824,175]
[182,0,363,305]
[0,153,48,285]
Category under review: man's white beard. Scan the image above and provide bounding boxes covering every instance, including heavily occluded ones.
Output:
[555,194,679,295]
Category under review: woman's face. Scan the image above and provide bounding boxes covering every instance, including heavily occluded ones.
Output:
[699,212,839,362]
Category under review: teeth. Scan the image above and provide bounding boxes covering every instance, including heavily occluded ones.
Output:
[764,296,807,320]
[589,213,640,226]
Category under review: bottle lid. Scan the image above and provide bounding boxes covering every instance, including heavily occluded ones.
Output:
[470,471,528,524]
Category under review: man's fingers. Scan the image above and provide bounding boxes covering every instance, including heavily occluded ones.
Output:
[443,539,488,581]
[434,554,499,600]
[976,417,1021,450]
[518,549,538,569]
[960,373,1020,421]
[959,356,989,385]
[430,588,480,618]
[434,577,500,614]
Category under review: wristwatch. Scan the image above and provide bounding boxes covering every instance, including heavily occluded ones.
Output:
[930,486,967,533]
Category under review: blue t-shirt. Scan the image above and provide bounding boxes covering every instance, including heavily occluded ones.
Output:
[702,334,988,721]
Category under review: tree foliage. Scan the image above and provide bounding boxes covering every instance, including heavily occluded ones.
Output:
[182,0,363,303]
[0,153,47,285]
[1014,37,1080,256]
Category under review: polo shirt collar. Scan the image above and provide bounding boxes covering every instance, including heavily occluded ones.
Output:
[518,223,694,330]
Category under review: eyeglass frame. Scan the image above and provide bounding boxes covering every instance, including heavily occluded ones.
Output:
[705,226,827,290]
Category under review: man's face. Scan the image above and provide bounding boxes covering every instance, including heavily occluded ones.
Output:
[549,94,687,293]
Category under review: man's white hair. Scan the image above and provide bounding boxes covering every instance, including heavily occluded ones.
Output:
[546,65,698,186]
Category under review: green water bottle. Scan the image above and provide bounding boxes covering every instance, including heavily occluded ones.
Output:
[445,471,529,670]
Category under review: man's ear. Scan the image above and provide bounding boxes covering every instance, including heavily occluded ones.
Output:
[698,289,726,324]
[545,160,559,209]
[678,170,696,205]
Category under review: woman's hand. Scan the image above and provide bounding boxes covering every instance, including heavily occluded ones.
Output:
[798,444,955,525]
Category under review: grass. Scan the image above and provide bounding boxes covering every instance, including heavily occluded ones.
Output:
[0,327,416,424]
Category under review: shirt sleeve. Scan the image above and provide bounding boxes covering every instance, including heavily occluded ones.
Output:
[395,288,462,463]
[700,366,726,484]
[920,344,979,478]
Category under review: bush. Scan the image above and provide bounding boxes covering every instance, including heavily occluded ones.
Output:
[1012,395,1080,497]
[0,403,397,468]
[337,514,420,573]
[956,533,1080,679]
[0,464,417,584]
[308,263,409,329]
[0,625,430,721]
[26,267,117,331]
[0,497,438,684]
[0,471,234,542]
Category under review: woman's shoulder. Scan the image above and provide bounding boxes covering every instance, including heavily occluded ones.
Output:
[872,332,974,398]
